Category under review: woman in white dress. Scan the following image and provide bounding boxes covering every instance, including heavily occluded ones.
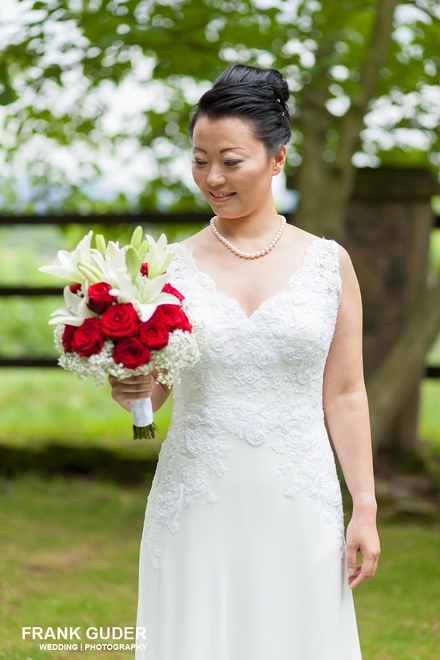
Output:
[109,64,380,660]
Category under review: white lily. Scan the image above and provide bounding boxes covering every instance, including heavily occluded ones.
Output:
[89,241,128,287]
[145,233,178,278]
[39,231,95,284]
[110,269,180,322]
[48,285,96,326]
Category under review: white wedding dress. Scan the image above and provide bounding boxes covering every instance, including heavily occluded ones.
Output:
[135,237,362,660]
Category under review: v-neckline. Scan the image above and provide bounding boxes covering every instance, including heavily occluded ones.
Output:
[179,237,323,321]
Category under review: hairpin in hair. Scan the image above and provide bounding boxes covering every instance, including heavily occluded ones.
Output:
[276,98,281,103]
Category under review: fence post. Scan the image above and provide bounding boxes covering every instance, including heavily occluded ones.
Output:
[341,167,440,452]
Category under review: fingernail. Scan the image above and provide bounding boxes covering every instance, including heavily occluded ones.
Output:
[348,568,354,576]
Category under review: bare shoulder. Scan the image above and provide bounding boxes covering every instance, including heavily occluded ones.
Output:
[335,244,358,280]
[179,227,211,249]
[336,243,352,266]
[335,244,362,305]
[282,223,321,250]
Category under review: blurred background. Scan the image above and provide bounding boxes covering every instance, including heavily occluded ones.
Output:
[0,1,440,659]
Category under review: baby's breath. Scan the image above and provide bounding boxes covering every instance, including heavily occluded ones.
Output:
[53,313,202,388]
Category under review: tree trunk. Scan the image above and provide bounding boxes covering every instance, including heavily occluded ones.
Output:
[367,277,440,451]
[293,0,399,238]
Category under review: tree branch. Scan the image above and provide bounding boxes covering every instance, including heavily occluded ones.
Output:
[335,0,399,168]
[358,0,400,107]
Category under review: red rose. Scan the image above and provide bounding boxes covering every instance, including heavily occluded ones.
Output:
[71,318,105,357]
[101,303,141,339]
[152,304,192,332]
[87,282,116,314]
[62,324,77,352]
[69,283,82,294]
[113,337,151,369]
[162,282,184,301]
[139,319,170,351]
[140,262,148,277]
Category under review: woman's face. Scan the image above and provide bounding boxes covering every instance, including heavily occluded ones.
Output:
[191,115,286,219]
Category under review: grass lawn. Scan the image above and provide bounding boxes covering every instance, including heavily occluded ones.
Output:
[356,524,440,660]
[0,475,439,660]
[0,475,146,660]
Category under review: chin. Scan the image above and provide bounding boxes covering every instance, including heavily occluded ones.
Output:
[210,205,244,218]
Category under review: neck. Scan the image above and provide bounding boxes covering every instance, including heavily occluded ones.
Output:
[214,199,281,241]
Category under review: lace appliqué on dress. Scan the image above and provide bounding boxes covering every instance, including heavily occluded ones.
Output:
[143,408,233,569]
[142,238,347,567]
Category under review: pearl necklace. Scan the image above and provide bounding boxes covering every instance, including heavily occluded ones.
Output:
[210,215,286,259]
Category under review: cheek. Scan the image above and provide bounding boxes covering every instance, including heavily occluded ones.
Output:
[236,161,272,189]
[191,165,204,188]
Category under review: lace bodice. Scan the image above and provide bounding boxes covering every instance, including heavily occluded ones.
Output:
[143,237,345,569]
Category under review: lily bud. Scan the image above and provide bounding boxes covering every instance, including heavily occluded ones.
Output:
[95,234,106,254]
[131,226,143,249]
[138,239,149,263]
[126,247,142,280]
[78,263,103,284]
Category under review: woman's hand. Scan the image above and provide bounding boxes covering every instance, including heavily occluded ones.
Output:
[108,372,157,413]
[346,494,381,589]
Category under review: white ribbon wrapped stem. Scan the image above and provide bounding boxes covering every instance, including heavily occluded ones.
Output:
[130,397,153,427]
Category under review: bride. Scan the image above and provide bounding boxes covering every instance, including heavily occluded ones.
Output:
[109,64,380,660]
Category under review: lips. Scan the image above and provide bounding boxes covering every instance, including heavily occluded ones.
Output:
[208,191,236,200]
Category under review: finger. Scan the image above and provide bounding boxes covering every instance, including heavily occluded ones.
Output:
[118,382,153,392]
[119,375,153,384]
[111,380,154,394]
[349,557,376,589]
[110,377,154,390]
[347,564,363,589]
[126,392,153,402]
[346,545,359,577]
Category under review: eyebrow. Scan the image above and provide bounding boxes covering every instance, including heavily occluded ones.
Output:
[193,147,246,154]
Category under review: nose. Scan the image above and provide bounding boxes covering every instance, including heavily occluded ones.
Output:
[206,164,227,187]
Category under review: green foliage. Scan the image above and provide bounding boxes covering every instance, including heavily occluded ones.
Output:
[430,227,440,272]
[420,380,440,452]
[1,0,439,211]
[0,298,58,357]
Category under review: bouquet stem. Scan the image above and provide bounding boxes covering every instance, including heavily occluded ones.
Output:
[132,422,159,440]
[130,398,158,440]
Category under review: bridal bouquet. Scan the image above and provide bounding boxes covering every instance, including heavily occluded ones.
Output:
[39,227,200,439]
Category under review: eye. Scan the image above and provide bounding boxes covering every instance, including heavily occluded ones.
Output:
[192,159,207,166]
[225,160,241,167]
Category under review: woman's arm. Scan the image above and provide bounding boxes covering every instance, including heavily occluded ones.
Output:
[108,371,172,414]
[323,245,380,590]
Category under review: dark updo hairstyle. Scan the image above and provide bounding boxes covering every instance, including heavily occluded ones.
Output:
[188,64,291,157]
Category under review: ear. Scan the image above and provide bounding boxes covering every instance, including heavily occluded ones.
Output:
[273,145,287,176]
